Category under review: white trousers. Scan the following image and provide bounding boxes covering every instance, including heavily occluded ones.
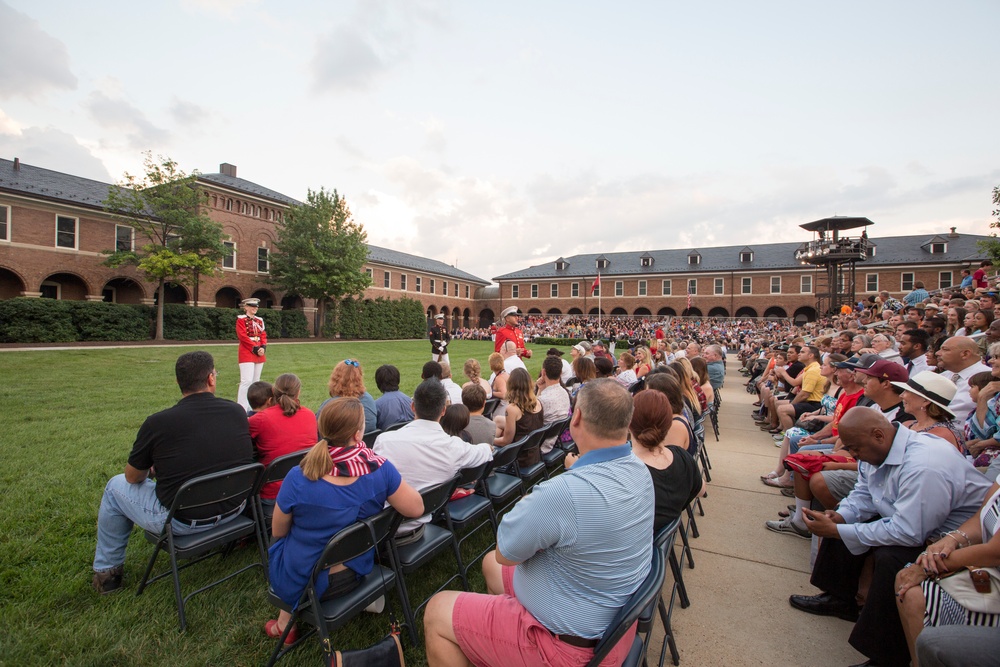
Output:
[237,362,264,411]
[432,353,450,366]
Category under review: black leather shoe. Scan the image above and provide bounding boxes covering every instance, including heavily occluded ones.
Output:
[789,593,859,622]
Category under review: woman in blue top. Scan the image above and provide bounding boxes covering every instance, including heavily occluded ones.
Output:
[264,397,423,644]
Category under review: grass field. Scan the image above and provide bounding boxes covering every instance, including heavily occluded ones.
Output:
[0,339,547,666]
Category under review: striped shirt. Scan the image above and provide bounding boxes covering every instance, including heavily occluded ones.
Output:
[497,443,654,638]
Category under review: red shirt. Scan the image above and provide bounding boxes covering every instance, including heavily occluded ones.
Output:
[831,388,864,437]
[974,268,990,289]
[248,404,317,498]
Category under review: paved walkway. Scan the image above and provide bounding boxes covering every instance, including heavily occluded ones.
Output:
[644,365,866,666]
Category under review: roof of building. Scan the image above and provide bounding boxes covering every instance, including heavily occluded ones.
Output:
[494,233,990,280]
[197,172,302,206]
[0,158,119,210]
[367,244,489,284]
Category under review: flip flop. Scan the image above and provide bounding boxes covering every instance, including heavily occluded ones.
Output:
[762,477,792,489]
[760,472,778,481]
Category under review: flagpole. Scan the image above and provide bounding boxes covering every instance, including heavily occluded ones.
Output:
[598,271,602,331]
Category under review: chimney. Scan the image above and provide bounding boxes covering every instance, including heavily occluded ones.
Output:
[949,227,959,238]
[219,163,237,178]
[13,157,20,171]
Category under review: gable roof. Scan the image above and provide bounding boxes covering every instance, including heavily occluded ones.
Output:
[197,172,302,206]
[366,244,489,285]
[494,234,990,281]
[0,158,119,210]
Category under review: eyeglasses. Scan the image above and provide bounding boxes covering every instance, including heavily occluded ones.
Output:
[343,359,360,368]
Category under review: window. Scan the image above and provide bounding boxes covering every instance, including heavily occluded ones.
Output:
[638,280,647,296]
[662,280,671,296]
[442,281,447,295]
[687,279,697,295]
[770,276,781,294]
[866,274,879,292]
[257,247,269,273]
[454,283,459,297]
[641,256,653,267]
[939,271,953,289]
[930,242,947,254]
[115,225,133,252]
[383,271,390,288]
[0,205,10,241]
[465,285,470,298]
[365,267,373,281]
[571,282,579,297]
[800,275,812,293]
[740,251,753,262]
[741,277,752,294]
[531,283,538,298]
[400,274,407,290]
[714,278,724,295]
[555,259,567,271]
[615,281,623,297]
[102,286,116,303]
[593,283,600,297]
[901,272,915,291]
[688,254,701,265]
[597,258,609,270]
[415,277,422,292]
[429,279,435,294]
[56,215,77,249]
[222,241,236,269]
[40,281,60,299]
[226,198,233,211]
[511,285,519,298]
[551,283,558,298]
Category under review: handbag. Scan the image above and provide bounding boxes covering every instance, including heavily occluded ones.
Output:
[795,418,826,432]
[936,566,1000,615]
[325,518,406,667]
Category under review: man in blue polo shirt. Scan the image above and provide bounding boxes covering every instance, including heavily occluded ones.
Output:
[423,379,654,667]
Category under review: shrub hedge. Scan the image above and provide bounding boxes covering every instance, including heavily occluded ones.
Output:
[0,296,433,343]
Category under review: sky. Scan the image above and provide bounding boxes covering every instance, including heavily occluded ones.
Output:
[2,0,999,283]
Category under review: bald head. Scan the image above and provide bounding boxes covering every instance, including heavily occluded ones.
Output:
[838,409,896,466]
[937,336,982,372]
[501,341,517,357]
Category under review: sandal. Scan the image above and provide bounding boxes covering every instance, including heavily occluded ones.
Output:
[762,476,792,489]
[264,619,299,645]
[760,472,778,482]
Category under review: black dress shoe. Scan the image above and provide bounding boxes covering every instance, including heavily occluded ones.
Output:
[789,593,859,622]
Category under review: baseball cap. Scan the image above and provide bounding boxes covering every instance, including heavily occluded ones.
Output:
[853,359,908,383]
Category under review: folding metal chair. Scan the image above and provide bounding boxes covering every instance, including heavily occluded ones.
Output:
[253,448,312,575]
[432,462,494,581]
[585,547,666,667]
[136,462,265,631]
[482,397,501,420]
[362,429,382,447]
[481,439,525,523]
[514,427,548,494]
[540,416,571,479]
[264,507,406,666]
[649,518,685,665]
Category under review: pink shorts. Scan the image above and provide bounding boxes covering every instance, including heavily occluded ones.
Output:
[452,565,636,667]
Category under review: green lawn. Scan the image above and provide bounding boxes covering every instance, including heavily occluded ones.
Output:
[0,339,546,666]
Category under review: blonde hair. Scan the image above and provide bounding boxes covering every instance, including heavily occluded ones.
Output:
[488,352,505,375]
[272,373,302,417]
[300,397,365,481]
[463,358,482,385]
[506,368,539,414]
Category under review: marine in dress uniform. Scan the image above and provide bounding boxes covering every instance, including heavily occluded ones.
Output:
[236,298,267,411]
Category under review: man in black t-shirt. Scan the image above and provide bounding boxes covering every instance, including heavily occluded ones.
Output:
[92,351,253,594]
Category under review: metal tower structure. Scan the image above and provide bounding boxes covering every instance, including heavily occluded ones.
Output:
[794,216,873,316]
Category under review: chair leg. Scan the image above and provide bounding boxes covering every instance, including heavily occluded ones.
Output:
[135,539,163,596]
[657,592,681,666]
[668,549,690,610]
[164,531,187,631]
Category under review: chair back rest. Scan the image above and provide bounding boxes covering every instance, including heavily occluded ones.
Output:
[486,440,523,473]
[383,421,408,433]
[653,517,682,554]
[456,461,490,487]
[482,397,501,419]
[312,506,402,574]
[517,427,547,460]
[587,548,666,667]
[418,476,461,517]
[172,463,264,517]
[544,416,570,443]
[256,447,312,492]
[628,377,646,395]
[362,429,382,448]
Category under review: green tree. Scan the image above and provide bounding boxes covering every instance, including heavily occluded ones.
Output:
[980,185,1000,265]
[103,152,225,340]
[269,188,371,335]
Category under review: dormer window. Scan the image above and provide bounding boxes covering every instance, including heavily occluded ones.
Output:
[688,251,701,266]
[930,242,946,254]
[596,255,609,270]
[555,258,568,271]
[740,248,753,262]
[640,252,653,268]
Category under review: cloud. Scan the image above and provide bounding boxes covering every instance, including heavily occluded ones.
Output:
[310,0,449,93]
[169,98,209,126]
[0,124,111,182]
[0,2,77,100]
[422,118,447,154]
[178,0,259,18]
[84,91,170,150]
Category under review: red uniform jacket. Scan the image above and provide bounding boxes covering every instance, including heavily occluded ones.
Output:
[237,314,267,364]
[494,324,527,357]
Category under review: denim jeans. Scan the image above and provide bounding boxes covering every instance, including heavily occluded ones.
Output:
[93,474,234,571]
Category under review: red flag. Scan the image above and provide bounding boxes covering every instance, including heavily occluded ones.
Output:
[590,275,600,295]
[686,292,692,311]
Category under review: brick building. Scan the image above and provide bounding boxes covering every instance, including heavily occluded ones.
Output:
[0,158,493,333]
[494,233,991,322]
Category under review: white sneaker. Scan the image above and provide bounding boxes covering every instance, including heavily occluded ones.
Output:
[765,517,811,539]
[364,596,385,614]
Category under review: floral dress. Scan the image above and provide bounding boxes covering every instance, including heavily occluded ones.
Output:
[965,395,1000,467]
[783,389,841,440]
